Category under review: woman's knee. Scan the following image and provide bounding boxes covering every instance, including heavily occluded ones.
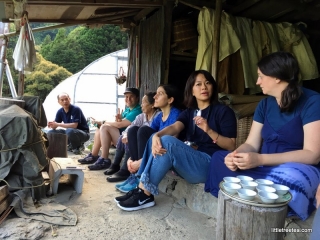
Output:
[161,135,179,146]
[100,124,109,131]
[212,150,229,160]
[138,126,154,137]
[100,124,117,135]
[128,126,139,135]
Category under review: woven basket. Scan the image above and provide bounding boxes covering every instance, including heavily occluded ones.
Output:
[236,116,253,148]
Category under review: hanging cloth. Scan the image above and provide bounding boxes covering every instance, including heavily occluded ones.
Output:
[13,13,36,74]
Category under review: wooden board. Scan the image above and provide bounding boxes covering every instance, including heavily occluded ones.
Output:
[46,132,68,159]
[0,186,9,202]
[0,186,9,215]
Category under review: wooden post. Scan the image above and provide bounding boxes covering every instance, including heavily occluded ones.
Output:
[0,36,8,97]
[46,132,68,159]
[216,191,287,240]
[18,71,25,96]
[211,0,223,81]
[162,2,174,85]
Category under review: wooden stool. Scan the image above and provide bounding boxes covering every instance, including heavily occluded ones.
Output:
[216,191,287,240]
[48,158,84,194]
[46,132,68,159]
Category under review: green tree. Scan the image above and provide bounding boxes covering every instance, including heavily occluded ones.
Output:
[24,54,72,101]
[40,25,128,73]
[42,35,52,45]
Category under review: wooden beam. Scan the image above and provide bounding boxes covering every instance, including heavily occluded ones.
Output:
[95,7,132,15]
[163,3,174,84]
[89,11,140,21]
[176,0,217,9]
[228,0,261,14]
[133,7,157,22]
[211,0,222,81]
[2,18,124,25]
[25,0,164,8]
[3,10,139,24]
[172,51,196,58]
[179,0,202,11]
[0,23,82,39]
[267,7,295,21]
[18,71,24,96]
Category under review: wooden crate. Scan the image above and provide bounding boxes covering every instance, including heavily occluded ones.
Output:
[0,185,9,215]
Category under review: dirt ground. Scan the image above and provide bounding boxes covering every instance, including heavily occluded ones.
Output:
[0,150,216,240]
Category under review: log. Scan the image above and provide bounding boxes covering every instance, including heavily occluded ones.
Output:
[46,132,68,159]
[216,191,287,240]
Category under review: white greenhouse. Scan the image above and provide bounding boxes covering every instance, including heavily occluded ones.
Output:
[43,49,128,123]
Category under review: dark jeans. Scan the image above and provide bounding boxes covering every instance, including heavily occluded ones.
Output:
[48,128,89,149]
[113,135,130,170]
[127,125,156,160]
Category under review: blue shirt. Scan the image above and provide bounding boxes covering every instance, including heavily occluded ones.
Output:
[150,107,181,131]
[55,104,89,132]
[177,104,237,156]
[254,87,320,131]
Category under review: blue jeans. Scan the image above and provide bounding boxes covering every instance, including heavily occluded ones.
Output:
[139,135,211,195]
[311,207,320,240]
[48,128,90,149]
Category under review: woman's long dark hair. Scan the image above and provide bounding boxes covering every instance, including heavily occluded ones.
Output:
[158,84,184,109]
[258,52,302,112]
[183,70,218,109]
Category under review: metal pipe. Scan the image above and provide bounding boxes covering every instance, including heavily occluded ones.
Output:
[5,60,18,98]
[0,36,8,97]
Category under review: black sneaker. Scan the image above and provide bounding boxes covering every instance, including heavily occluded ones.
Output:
[78,153,99,164]
[88,157,111,170]
[114,188,139,203]
[117,188,155,211]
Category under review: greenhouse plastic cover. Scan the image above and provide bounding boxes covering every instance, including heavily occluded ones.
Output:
[43,49,128,123]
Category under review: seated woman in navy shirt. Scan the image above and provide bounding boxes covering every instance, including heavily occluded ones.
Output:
[205,52,320,221]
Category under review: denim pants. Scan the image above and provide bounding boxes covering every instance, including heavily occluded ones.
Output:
[48,128,89,149]
[138,135,211,195]
[311,207,320,240]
